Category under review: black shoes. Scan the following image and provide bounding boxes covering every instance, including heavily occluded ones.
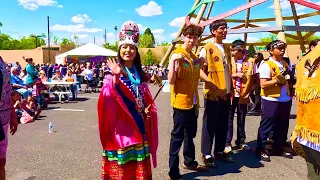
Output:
[214,152,234,162]
[256,149,271,162]
[202,156,216,168]
[183,161,208,172]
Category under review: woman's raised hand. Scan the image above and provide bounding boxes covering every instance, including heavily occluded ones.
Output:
[106,58,122,76]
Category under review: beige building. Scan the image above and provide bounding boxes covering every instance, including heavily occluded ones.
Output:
[141,44,305,65]
[1,44,305,68]
[0,45,71,68]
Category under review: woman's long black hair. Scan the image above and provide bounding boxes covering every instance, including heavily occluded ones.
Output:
[255,52,264,68]
[306,39,320,55]
[117,47,147,83]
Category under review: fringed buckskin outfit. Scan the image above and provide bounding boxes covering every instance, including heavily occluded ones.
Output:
[168,45,203,179]
[200,41,233,157]
[292,45,320,179]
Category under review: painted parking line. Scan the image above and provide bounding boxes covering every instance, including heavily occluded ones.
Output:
[77,96,99,98]
[50,109,85,112]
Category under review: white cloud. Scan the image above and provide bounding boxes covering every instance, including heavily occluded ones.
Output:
[301,23,319,26]
[225,34,259,43]
[76,34,88,39]
[107,32,116,40]
[150,29,166,43]
[18,0,62,10]
[71,14,92,24]
[135,1,162,17]
[152,29,164,35]
[269,0,320,11]
[118,9,127,12]
[169,17,185,27]
[255,23,269,27]
[154,35,166,43]
[170,32,178,38]
[50,24,102,33]
[169,16,199,27]
[297,11,306,15]
[137,24,147,31]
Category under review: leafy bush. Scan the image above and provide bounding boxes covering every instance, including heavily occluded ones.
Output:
[139,49,160,66]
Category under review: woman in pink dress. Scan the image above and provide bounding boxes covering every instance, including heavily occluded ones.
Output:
[0,56,18,179]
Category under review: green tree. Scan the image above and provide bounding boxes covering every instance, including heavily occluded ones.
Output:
[138,28,155,48]
[259,34,277,43]
[259,33,320,43]
[0,34,46,50]
[0,34,14,50]
[0,22,2,27]
[73,34,79,46]
[248,45,256,58]
[139,34,155,48]
[53,36,59,45]
[159,41,171,46]
[60,37,77,48]
[144,28,155,45]
[103,41,119,52]
[286,32,320,42]
[19,34,46,49]
[142,49,158,66]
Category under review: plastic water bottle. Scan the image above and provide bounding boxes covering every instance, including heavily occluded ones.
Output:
[49,122,53,133]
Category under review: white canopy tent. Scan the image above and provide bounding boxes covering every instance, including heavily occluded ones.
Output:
[55,43,117,64]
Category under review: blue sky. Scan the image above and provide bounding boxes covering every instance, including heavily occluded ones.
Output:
[0,0,319,45]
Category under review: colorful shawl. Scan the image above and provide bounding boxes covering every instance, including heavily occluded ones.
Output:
[98,74,158,168]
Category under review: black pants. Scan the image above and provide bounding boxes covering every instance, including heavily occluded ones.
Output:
[257,99,292,151]
[226,97,247,146]
[301,145,320,180]
[169,106,197,179]
[201,98,230,156]
[252,84,262,110]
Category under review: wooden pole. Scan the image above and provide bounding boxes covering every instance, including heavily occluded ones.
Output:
[274,0,286,42]
[194,3,209,53]
[244,0,252,43]
[160,0,201,66]
[195,3,208,24]
[290,2,306,53]
[47,16,50,64]
[273,0,288,56]
[206,2,214,20]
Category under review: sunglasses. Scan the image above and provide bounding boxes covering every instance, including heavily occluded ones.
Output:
[231,48,244,52]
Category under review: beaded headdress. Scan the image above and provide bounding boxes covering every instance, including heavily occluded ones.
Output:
[118,21,140,48]
[267,40,287,51]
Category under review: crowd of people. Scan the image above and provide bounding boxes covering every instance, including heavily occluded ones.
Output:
[0,18,319,180]
[97,19,320,180]
[1,55,168,127]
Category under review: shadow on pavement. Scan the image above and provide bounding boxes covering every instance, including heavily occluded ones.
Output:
[25,176,36,180]
[183,141,264,179]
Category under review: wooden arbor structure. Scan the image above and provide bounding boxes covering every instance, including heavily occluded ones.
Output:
[160,0,320,65]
